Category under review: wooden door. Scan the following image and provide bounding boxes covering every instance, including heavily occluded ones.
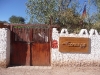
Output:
[31,28,51,66]
[10,25,51,66]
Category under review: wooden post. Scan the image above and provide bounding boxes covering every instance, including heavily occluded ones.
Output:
[26,43,30,66]
[0,23,4,28]
[49,16,53,25]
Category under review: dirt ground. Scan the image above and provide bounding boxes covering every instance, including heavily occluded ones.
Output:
[0,66,100,75]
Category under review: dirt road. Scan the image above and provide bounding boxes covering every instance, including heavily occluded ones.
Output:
[0,66,100,75]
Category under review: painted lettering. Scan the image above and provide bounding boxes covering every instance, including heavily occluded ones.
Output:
[62,41,86,48]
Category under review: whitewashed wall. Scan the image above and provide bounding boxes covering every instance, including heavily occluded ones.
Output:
[0,27,100,67]
[51,28,100,67]
[0,28,10,67]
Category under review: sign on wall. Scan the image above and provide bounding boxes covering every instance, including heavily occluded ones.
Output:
[59,37,90,53]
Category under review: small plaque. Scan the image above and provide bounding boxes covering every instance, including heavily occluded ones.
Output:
[59,37,90,53]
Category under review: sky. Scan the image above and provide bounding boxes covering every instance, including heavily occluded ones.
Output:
[0,0,98,23]
[0,0,27,22]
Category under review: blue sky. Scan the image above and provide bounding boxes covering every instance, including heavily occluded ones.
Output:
[0,0,27,22]
[0,0,97,23]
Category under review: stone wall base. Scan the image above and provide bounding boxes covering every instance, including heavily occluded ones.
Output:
[0,60,8,68]
[52,61,100,67]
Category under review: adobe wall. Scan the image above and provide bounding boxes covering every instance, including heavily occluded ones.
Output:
[0,27,100,67]
[51,28,100,67]
[0,28,10,67]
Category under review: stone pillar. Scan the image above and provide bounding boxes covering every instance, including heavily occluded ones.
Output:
[0,28,10,67]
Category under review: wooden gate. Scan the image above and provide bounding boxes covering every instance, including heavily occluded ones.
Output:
[10,24,51,66]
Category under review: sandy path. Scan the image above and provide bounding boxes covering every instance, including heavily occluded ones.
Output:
[0,66,100,75]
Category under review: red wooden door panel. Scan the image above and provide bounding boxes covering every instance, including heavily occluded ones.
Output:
[31,43,50,66]
[10,42,30,66]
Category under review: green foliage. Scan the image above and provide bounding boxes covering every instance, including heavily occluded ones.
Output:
[9,15,25,24]
[57,9,81,26]
[92,22,100,32]
[26,0,58,24]
[91,0,100,32]
[95,0,100,10]
[26,0,95,33]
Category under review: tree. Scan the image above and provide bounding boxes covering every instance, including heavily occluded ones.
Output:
[26,0,75,24]
[9,15,25,24]
[57,8,83,32]
[26,0,89,33]
[0,21,8,23]
[26,0,59,24]
[95,0,100,9]
[90,0,100,32]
